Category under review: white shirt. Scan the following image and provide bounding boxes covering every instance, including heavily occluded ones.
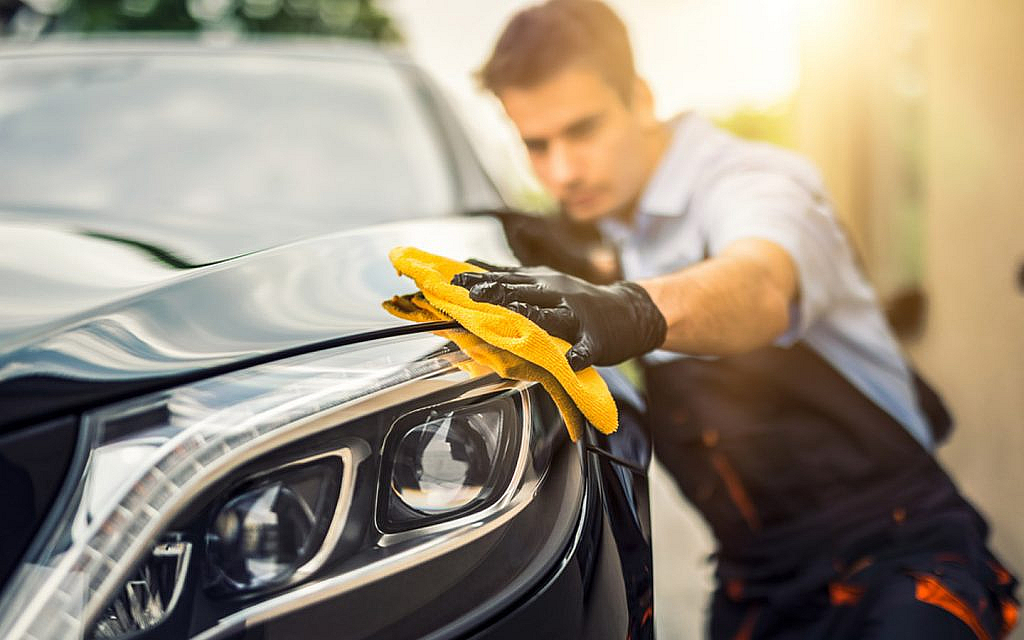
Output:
[598,113,934,449]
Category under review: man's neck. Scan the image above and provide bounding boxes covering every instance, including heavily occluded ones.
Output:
[611,119,673,226]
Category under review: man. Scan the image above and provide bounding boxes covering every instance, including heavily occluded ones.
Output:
[451,1,1019,638]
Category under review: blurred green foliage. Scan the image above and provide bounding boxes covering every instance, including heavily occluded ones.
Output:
[47,0,401,40]
[508,185,557,215]
[713,101,795,148]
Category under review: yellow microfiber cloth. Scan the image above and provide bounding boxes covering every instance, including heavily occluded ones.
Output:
[383,246,618,441]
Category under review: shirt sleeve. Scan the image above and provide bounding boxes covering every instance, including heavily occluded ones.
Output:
[699,170,853,346]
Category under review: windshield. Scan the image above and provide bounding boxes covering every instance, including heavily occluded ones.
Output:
[0,51,458,261]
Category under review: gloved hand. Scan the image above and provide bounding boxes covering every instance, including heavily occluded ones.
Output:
[452,261,667,371]
[471,209,620,284]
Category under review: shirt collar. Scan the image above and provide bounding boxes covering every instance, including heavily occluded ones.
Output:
[597,112,705,243]
[636,111,703,218]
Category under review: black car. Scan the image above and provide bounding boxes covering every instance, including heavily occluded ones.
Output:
[0,40,655,639]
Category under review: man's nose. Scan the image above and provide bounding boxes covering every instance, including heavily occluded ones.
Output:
[547,140,580,189]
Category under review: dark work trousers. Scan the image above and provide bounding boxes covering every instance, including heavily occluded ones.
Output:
[644,343,1018,639]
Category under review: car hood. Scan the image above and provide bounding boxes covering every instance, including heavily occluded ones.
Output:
[0,217,513,431]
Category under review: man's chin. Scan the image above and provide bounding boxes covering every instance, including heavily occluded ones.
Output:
[563,200,631,225]
[563,200,613,223]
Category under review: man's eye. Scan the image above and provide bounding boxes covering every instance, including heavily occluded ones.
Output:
[566,119,598,140]
[524,139,548,154]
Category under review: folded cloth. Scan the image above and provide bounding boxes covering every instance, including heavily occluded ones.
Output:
[385,292,589,439]
[383,246,618,441]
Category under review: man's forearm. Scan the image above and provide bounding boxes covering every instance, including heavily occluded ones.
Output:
[636,238,798,356]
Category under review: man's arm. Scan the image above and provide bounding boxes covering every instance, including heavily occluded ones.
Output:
[452,237,800,370]
[638,237,799,356]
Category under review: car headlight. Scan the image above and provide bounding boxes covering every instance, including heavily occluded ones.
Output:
[381,395,522,531]
[0,332,581,640]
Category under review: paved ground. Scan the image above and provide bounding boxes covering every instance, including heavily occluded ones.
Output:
[649,457,716,640]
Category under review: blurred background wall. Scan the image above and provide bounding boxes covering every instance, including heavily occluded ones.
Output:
[917,0,1024,603]
[795,7,1024,630]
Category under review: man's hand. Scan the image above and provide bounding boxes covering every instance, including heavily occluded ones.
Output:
[452,262,667,370]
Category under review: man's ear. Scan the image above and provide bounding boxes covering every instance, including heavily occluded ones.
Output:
[630,76,658,129]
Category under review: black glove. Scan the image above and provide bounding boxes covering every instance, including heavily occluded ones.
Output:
[471,209,621,284]
[453,261,667,371]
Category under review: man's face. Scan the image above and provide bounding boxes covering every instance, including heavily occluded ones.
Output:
[498,66,652,222]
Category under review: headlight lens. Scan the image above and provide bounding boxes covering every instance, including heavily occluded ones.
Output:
[392,414,496,513]
[205,458,341,593]
[382,396,520,529]
[0,333,573,640]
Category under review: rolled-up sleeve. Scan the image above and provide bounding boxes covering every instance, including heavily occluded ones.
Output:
[699,170,852,346]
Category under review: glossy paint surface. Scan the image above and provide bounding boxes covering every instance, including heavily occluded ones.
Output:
[0,43,505,432]
[0,217,515,430]
[465,452,654,640]
[0,416,78,589]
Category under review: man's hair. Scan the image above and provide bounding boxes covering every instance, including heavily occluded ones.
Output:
[478,0,637,105]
